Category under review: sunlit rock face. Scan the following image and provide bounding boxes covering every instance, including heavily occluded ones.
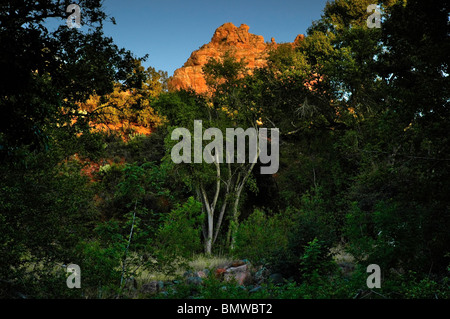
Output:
[169,22,304,94]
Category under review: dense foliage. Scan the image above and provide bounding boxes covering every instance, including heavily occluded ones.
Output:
[0,0,448,299]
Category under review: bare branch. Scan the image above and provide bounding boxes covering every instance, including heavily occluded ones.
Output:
[210,153,221,214]
[200,182,211,216]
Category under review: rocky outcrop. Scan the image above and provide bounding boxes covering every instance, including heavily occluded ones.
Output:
[138,259,286,298]
[169,22,304,94]
[224,264,252,286]
[141,281,161,295]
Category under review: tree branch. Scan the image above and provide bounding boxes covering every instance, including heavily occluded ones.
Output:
[210,153,221,214]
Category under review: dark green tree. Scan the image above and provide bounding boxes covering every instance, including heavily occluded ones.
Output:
[0,0,148,298]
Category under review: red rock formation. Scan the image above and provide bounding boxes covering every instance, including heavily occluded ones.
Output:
[169,22,304,94]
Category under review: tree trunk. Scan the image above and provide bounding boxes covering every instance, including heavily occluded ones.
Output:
[205,211,213,254]
[200,155,221,255]
[229,184,243,250]
[120,199,137,291]
[229,142,259,250]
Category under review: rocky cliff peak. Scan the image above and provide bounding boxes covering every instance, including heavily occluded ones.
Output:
[168,23,304,94]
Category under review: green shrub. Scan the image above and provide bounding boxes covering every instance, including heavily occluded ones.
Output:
[398,271,450,299]
[274,196,336,278]
[153,197,203,275]
[75,240,122,298]
[232,209,291,265]
[300,238,337,280]
[156,197,203,257]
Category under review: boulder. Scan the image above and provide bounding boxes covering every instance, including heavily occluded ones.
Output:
[186,276,203,286]
[215,268,227,278]
[224,264,252,286]
[226,264,248,274]
[141,281,159,294]
[231,260,245,267]
[123,277,138,290]
[249,286,263,294]
[268,273,284,285]
[338,262,355,277]
[254,266,270,284]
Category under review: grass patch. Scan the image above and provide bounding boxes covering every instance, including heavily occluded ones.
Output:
[188,254,234,271]
[133,254,234,288]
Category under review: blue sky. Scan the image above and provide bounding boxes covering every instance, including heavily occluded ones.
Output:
[76,0,329,76]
